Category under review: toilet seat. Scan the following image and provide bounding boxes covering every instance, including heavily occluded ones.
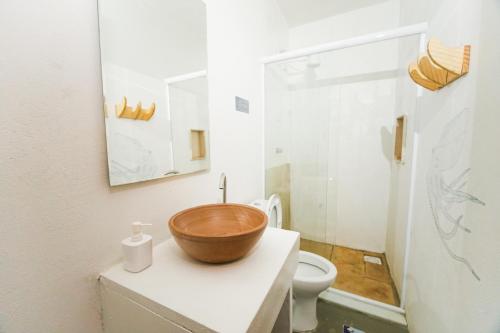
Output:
[295,262,325,278]
[294,251,337,286]
[250,194,282,228]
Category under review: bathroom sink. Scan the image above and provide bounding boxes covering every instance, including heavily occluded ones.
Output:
[168,204,268,263]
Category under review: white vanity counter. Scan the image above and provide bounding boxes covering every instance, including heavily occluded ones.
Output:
[99,227,299,333]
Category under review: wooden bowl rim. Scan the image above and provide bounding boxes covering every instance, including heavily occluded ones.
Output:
[168,203,268,239]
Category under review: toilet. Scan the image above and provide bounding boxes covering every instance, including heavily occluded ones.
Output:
[250,193,282,228]
[250,194,337,332]
[292,251,337,331]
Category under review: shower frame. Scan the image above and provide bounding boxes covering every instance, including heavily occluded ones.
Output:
[260,23,428,315]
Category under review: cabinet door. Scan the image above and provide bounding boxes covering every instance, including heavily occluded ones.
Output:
[101,287,192,333]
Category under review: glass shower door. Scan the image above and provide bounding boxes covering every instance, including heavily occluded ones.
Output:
[265,58,332,254]
[264,33,422,307]
[288,83,332,247]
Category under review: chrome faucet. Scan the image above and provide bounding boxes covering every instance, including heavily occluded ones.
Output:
[219,173,227,203]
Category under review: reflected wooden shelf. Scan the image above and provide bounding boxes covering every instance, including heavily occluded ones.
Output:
[190,129,206,160]
[115,96,156,121]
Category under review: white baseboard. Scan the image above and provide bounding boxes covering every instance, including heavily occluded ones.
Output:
[319,288,407,326]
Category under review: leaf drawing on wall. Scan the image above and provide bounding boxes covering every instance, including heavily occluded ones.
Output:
[426,109,485,281]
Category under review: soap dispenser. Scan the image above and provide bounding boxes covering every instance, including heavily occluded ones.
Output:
[122,222,153,273]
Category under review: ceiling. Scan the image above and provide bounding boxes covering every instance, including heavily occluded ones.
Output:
[276,0,392,27]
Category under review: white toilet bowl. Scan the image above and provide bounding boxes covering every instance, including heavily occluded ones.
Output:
[292,250,337,332]
[250,195,337,332]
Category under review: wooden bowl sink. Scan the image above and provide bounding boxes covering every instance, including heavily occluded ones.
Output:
[168,204,268,263]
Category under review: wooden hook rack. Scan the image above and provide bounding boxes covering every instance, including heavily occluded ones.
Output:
[115,96,156,121]
[409,38,470,91]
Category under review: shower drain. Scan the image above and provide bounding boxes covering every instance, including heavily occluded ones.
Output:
[363,255,382,265]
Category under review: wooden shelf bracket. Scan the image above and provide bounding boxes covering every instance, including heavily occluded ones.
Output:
[408,38,470,91]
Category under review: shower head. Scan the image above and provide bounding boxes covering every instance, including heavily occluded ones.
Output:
[277,54,320,85]
[280,54,320,74]
[306,55,320,69]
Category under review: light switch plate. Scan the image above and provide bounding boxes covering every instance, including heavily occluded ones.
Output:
[235,96,249,113]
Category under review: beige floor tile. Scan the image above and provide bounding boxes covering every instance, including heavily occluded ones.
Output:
[333,274,398,305]
[300,238,333,260]
[365,262,391,283]
[333,262,365,277]
[332,272,366,293]
[356,278,397,305]
[332,246,364,264]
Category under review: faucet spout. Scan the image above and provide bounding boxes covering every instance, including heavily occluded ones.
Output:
[219,173,227,203]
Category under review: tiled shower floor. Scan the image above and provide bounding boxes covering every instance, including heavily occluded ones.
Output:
[300,239,400,306]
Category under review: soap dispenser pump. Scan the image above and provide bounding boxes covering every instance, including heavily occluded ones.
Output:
[122,222,153,273]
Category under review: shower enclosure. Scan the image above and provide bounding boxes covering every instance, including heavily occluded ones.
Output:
[263,24,426,311]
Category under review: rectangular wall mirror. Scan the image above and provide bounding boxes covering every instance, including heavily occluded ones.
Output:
[97,0,209,186]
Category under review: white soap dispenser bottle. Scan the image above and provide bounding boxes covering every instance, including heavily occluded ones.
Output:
[122,222,153,273]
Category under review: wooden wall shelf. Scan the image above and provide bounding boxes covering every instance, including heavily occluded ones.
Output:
[394,115,406,163]
[409,38,470,91]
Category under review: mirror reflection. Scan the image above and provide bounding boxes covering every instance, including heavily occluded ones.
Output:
[98,0,209,186]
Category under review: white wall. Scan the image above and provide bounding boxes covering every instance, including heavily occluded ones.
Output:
[453,2,500,329]
[289,0,400,48]
[398,0,500,332]
[0,1,288,332]
[98,0,207,79]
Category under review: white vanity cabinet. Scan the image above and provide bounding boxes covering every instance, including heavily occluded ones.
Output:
[99,228,299,333]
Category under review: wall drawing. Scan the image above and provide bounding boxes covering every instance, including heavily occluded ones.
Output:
[426,109,485,281]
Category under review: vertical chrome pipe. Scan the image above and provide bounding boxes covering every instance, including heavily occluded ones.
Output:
[219,173,227,203]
